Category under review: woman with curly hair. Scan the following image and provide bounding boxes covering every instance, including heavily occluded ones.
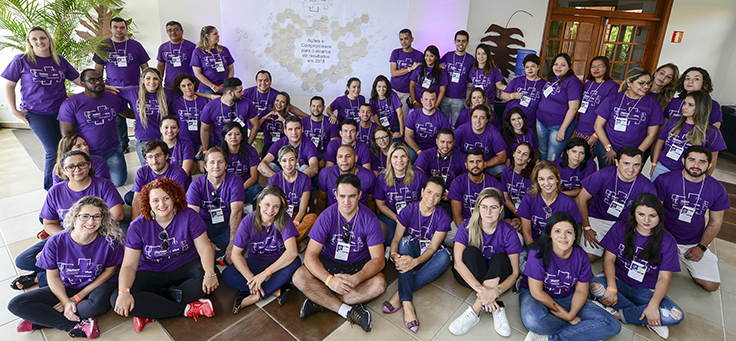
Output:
[648,63,679,110]
[664,67,721,127]
[112,177,218,332]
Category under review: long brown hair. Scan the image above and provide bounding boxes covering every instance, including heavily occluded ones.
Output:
[527,161,562,196]
[251,185,289,235]
[668,90,713,146]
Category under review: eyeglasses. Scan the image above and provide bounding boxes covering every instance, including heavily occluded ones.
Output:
[375,135,390,141]
[166,28,181,32]
[479,204,501,212]
[84,77,104,83]
[76,213,103,222]
[63,161,90,172]
[590,65,606,69]
[159,229,170,251]
[211,190,221,207]
[342,223,351,243]
[145,153,165,160]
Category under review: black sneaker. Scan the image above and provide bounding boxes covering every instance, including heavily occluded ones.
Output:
[346,304,372,332]
[299,298,324,318]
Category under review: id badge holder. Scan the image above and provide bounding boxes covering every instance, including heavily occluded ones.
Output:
[380,115,390,127]
[421,78,432,89]
[335,241,350,261]
[310,136,321,148]
[171,56,182,67]
[451,72,460,83]
[233,116,246,127]
[606,200,624,218]
[627,260,646,282]
[210,208,225,224]
[614,117,627,132]
[187,119,198,131]
[513,198,521,210]
[287,204,295,217]
[396,201,407,214]
[579,101,589,113]
[271,132,281,142]
[543,85,553,98]
[520,96,531,107]
[116,56,128,67]
[678,206,695,223]
[419,239,430,255]
[441,174,448,183]
[215,61,225,72]
[666,145,684,161]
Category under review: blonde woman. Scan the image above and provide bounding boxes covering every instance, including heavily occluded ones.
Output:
[191,26,234,94]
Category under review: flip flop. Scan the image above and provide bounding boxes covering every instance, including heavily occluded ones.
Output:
[11,274,36,290]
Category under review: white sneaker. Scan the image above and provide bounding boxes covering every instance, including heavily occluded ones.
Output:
[524,330,549,341]
[591,300,617,315]
[449,306,480,335]
[647,325,669,339]
[384,246,391,262]
[492,307,511,337]
[243,204,254,215]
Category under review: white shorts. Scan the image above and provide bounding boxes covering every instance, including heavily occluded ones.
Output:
[579,217,617,257]
[444,221,458,248]
[677,244,720,283]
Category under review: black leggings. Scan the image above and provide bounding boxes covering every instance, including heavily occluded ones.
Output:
[109,258,206,319]
[453,246,512,288]
[8,282,116,331]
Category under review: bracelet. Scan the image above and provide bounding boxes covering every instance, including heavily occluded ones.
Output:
[412,100,418,104]
[118,288,130,295]
[592,133,599,139]
[606,287,618,293]
[417,150,422,154]
[496,286,503,295]
[325,275,333,286]
[73,294,82,303]
[651,162,658,167]
[266,267,272,276]
[204,273,217,278]
[584,226,592,231]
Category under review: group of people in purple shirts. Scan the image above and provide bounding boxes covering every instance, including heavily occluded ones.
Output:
[3,19,729,341]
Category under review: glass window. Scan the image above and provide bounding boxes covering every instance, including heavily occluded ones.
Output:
[555,0,659,14]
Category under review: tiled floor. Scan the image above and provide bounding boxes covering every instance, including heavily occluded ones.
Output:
[2,127,736,340]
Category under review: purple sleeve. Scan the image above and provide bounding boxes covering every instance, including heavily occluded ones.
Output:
[453,220,469,245]
[124,217,145,250]
[324,140,337,163]
[565,77,583,101]
[1,55,22,82]
[281,220,299,241]
[711,100,723,123]
[435,210,452,232]
[190,48,203,68]
[357,144,372,165]
[438,69,449,87]
[599,221,623,253]
[396,202,413,228]
[232,217,253,249]
[409,68,420,83]
[658,235,681,272]
[267,139,282,157]
[647,98,664,126]
[491,67,503,86]
[389,49,399,63]
[516,195,532,220]
[186,178,203,207]
[373,174,387,201]
[223,46,235,65]
[131,168,147,192]
[248,146,260,168]
[503,224,524,254]
[405,110,417,130]
[60,57,80,81]
[709,179,730,212]
[35,233,60,270]
[101,180,124,208]
[187,208,207,240]
[490,128,508,155]
[92,50,104,65]
[581,169,603,195]
[318,169,329,192]
[246,99,257,120]
[447,177,463,202]
[706,127,727,152]
[156,44,165,63]
[658,119,673,140]
[133,41,151,65]
[105,242,125,268]
[304,140,319,160]
[364,216,385,247]
[308,213,331,244]
[576,249,594,283]
[229,176,246,202]
[595,95,614,121]
[523,249,545,281]
[329,97,341,110]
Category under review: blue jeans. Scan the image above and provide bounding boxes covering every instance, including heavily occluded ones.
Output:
[245,183,264,204]
[95,145,127,186]
[397,236,451,302]
[221,257,302,298]
[440,97,465,127]
[15,240,47,284]
[116,115,129,148]
[519,289,621,341]
[25,112,62,190]
[134,139,149,168]
[591,275,683,326]
[649,163,671,182]
[537,121,576,161]
[594,141,616,169]
[378,213,398,246]
[204,219,230,259]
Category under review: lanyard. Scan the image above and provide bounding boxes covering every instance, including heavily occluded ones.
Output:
[417,203,436,238]
[616,93,643,119]
[451,53,467,71]
[112,40,128,56]
[682,176,705,204]
[614,173,637,203]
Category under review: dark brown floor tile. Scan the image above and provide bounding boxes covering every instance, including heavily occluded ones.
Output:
[263,289,345,341]
[719,221,736,244]
[160,284,257,341]
[212,309,295,341]
[722,181,736,195]
[728,194,736,208]
[381,263,398,285]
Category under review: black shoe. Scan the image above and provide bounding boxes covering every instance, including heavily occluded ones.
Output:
[121,144,129,154]
[299,298,324,318]
[347,304,372,332]
[278,284,292,306]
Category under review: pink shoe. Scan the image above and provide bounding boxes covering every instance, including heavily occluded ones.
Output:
[405,319,420,333]
[17,320,38,333]
[133,317,155,333]
[68,317,100,339]
[185,298,215,321]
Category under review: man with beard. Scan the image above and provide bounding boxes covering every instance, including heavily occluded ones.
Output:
[130,140,189,219]
[243,70,307,117]
[414,128,466,214]
[655,146,728,292]
[200,78,259,149]
[259,116,319,178]
[59,69,132,186]
[318,145,375,211]
[324,119,372,169]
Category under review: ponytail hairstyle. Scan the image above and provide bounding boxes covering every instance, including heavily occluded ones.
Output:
[197,26,222,53]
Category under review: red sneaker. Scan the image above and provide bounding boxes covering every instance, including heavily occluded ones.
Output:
[133,317,155,333]
[17,320,38,333]
[68,317,100,339]
[185,298,215,321]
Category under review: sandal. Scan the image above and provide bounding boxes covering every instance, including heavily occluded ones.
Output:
[278,284,292,306]
[11,274,36,290]
[232,293,247,315]
[382,300,401,313]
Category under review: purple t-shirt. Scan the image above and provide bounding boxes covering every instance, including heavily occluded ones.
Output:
[505,129,538,158]
[170,95,209,145]
[454,108,502,131]
[372,151,388,174]
[2,54,79,115]
[448,173,504,219]
[595,92,664,149]
[405,108,451,150]
[131,163,189,192]
[118,86,175,141]
[233,212,299,261]
[414,147,467,189]
[309,204,384,263]
[441,51,475,99]
[156,40,196,86]
[168,139,195,168]
[36,230,124,290]
[93,38,150,86]
[537,76,583,126]
[501,166,532,209]
[330,95,365,122]
[664,97,722,124]
[397,202,452,246]
[259,112,296,144]
[454,219,523,259]
[521,247,593,298]
[200,97,258,146]
[126,208,207,272]
[469,66,504,101]
[655,171,729,244]
[553,157,597,192]
[370,92,402,128]
[302,116,339,153]
[190,46,234,86]
[517,193,582,241]
[324,139,372,166]
[503,76,547,127]
[243,87,281,116]
[186,171,245,222]
[656,120,726,171]
[600,221,680,289]
[52,155,110,185]
[410,66,449,98]
[318,165,376,206]
[390,48,424,93]
[267,137,318,168]
[40,177,124,224]
[582,167,656,222]
[268,171,313,214]
[58,92,127,154]
[455,124,507,161]
[576,79,619,135]
[356,122,378,146]
[227,145,260,183]
[373,168,428,214]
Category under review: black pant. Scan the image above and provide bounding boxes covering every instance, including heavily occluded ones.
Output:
[109,258,206,319]
[453,246,512,288]
[8,282,116,331]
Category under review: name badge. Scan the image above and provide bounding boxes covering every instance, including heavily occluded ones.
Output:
[679,206,695,223]
[187,119,198,131]
[614,117,627,132]
[287,204,295,217]
[419,239,431,255]
[441,173,448,183]
[271,132,281,142]
[396,201,407,214]
[627,260,646,282]
[607,200,625,218]
[171,56,182,67]
[513,197,521,210]
[380,115,390,127]
[210,208,224,224]
[214,61,225,72]
[520,96,531,107]
[232,116,246,127]
[335,240,350,261]
[578,101,589,113]
[543,85,553,98]
[451,72,460,83]
[310,136,321,148]
[421,77,432,89]
[116,55,128,68]
[666,145,684,161]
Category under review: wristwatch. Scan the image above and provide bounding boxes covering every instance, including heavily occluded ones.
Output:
[696,243,707,252]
